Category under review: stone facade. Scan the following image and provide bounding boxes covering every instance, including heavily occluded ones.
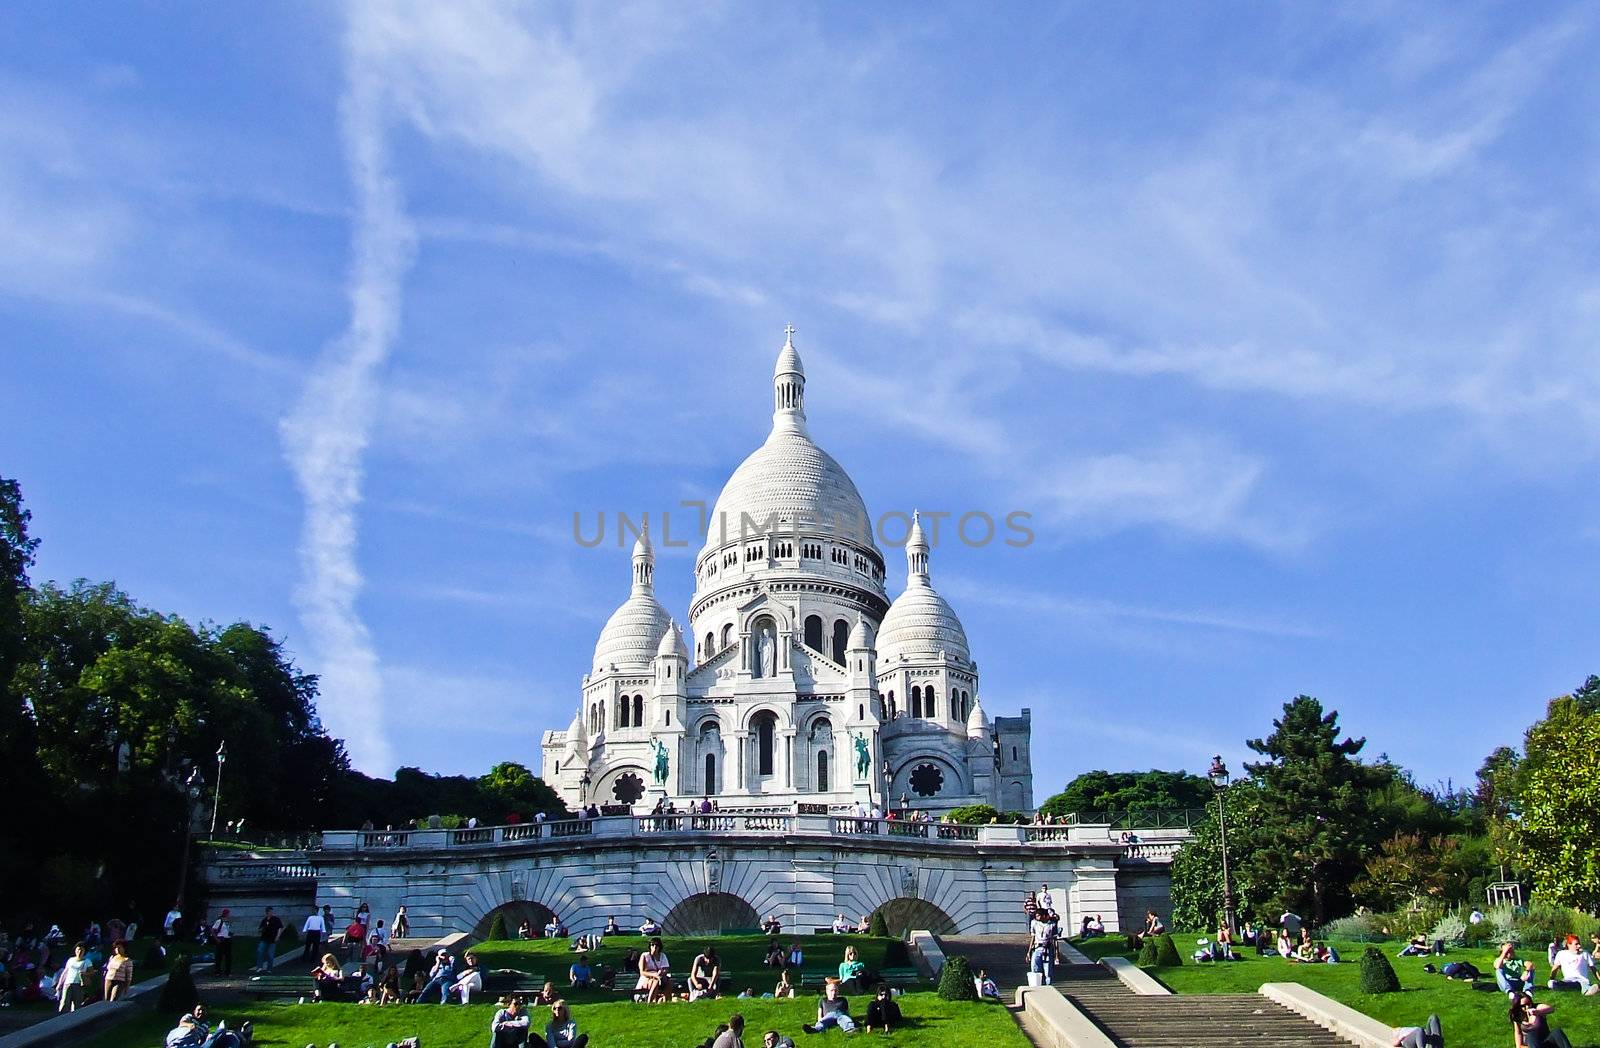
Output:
[541,331,1032,814]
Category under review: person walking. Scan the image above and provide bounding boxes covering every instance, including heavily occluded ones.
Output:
[393,904,410,939]
[255,907,283,972]
[57,942,90,1013]
[103,940,133,1002]
[209,909,234,977]
[301,907,326,961]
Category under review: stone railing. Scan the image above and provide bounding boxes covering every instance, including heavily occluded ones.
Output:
[210,860,317,880]
[319,815,1138,853]
[1123,841,1182,862]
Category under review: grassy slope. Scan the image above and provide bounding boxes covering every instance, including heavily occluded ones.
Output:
[468,934,906,997]
[79,993,1026,1048]
[1074,935,1600,1046]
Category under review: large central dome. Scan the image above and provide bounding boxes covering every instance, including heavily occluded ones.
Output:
[699,332,875,556]
[701,428,873,553]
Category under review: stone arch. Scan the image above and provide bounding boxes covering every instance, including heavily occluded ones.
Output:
[471,899,556,940]
[662,892,760,935]
[888,753,966,801]
[871,897,956,936]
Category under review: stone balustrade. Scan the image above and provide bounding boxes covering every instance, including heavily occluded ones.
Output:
[316,815,1150,852]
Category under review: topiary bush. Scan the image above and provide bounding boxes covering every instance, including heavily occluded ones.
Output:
[1155,933,1183,967]
[487,912,508,940]
[1358,946,1401,994]
[938,954,978,1001]
[159,953,199,1013]
[1137,938,1160,966]
[869,911,890,937]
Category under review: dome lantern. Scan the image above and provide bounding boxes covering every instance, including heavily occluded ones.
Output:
[772,325,807,434]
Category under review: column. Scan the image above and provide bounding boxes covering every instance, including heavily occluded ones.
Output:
[782,731,795,789]
[737,734,747,790]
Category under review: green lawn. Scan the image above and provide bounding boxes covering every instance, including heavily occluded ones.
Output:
[467,933,913,999]
[79,992,1026,1048]
[1074,935,1600,1046]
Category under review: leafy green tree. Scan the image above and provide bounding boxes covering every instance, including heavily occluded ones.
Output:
[1169,781,1271,930]
[1515,692,1600,909]
[946,804,1001,825]
[1040,769,1211,817]
[1241,696,1378,923]
[479,761,566,821]
[0,477,43,902]
[1352,833,1467,911]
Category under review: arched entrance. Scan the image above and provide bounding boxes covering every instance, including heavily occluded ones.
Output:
[472,900,556,940]
[662,892,761,935]
[870,898,956,936]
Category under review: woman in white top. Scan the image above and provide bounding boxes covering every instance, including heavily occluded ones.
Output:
[636,938,673,1003]
[57,944,90,1012]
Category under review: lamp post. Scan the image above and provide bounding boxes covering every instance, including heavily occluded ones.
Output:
[210,741,227,838]
[1208,755,1237,938]
[177,766,205,904]
[579,771,592,809]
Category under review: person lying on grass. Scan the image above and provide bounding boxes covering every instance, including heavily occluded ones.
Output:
[1389,1013,1442,1048]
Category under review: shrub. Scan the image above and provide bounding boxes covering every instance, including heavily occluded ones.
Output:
[1462,918,1497,947]
[1320,913,1383,942]
[159,953,199,1013]
[1155,934,1183,968]
[938,955,978,1001]
[487,912,508,941]
[1430,914,1467,947]
[1358,946,1400,994]
[1490,906,1520,945]
[946,805,1000,825]
[869,912,890,938]
[1137,938,1160,966]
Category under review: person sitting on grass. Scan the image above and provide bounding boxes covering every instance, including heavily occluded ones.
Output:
[639,917,663,936]
[377,962,401,1005]
[536,978,560,1005]
[490,995,531,1048]
[604,916,621,936]
[313,953,348,1001]
[1214,923,1237,961]
[1497,943,1537,999]
[1400,934,1431,957]
[1512,993,1574,1048]
[787,942,804,968]
[636,937,673,1003]
[417,949,455,1003]
[804,979,857,1034]
[1139,910,1166,944]
[764,942,787,968]
[1276,929,1295,960]
[535,998,589,1048]
[831,914,851,934]
[774,968,797,999]
[866,983,903,1031]
[569,952,594,988]
[1547,938,1597,995]
[762,1031,797,1048]
[975,968,1001,1000]
[689,946,722,1000]
[762,914,783,935]
[837,945,872,993]
[1390,1013,1443,1048]
[449,951,483,1004]
[710,1013,746,1048]
[856,915,871,934]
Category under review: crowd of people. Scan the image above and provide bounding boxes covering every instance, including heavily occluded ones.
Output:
[0,917,155,1013]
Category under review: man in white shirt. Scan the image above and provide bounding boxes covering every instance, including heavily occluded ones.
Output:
[1279,911,1303,939]
[1549,940,1598,994]
[301,908,326,961]
[163,904,183,940]
[832,914,851,934]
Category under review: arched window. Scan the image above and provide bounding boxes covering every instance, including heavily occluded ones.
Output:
[721,623,733,648]
[951,688,959,720]
[599,700,606,732]
[831,619,849,663]
[963,690,971,719]
[817,750,830,792]
[887,690,895,718]
[704,753,717,796]
[704,632,715,658]
[756,712,776,776]
[911,685,923,719]
[617,697,629,729]
[804,615,824,652]
[633,693,644,727]
[926,688,937,719]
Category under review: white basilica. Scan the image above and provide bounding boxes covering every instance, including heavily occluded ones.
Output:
[541,331,1033,814]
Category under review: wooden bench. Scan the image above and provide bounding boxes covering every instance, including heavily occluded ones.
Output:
[247,973,313,1000]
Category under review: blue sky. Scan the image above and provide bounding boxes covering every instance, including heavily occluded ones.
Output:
[5,3,1599,799]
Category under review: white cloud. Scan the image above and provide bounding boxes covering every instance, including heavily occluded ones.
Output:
[278,11,418,775]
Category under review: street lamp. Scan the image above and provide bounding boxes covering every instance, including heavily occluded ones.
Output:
[210,741,227,837]
[177,767,205,904]
[1208,755,1237,938]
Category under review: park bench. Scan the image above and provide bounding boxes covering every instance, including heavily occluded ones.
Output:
[247,973,312,1000]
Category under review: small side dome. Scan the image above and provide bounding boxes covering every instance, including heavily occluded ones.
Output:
[878,586,969,663]
[847,619,872,650]
[656,620,687,658]
[966,696,989,736]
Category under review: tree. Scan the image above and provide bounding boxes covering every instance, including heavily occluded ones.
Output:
[1352,833,1466,911]
[479,761,566,822]
[1170,781,1271,930]
[0,477,42,901]
[1155,934,1182,967]
[1040,769,1211,818]
[1241,696,1377,923]
[1514,692,1600,910]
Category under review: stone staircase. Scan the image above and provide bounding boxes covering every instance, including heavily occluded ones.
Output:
[938,936,1355,1048]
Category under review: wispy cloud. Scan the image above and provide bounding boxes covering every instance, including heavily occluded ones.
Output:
[278,11,417,775]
